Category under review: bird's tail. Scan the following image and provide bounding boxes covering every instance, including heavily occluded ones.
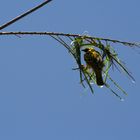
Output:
[95,70,104,86]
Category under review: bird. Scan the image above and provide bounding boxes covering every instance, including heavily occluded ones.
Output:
[82,47,104,86]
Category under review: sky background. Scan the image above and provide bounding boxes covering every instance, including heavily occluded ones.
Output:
[0,0,140,140]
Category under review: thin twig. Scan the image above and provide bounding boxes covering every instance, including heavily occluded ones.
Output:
[0,31,139,47]
[0,0,52,30]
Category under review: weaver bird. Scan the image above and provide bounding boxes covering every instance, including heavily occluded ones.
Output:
[82,48,104,86]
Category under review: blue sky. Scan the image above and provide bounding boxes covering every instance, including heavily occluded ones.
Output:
[0,0,140,140]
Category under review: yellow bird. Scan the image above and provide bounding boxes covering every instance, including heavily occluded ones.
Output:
[82,48,104,86]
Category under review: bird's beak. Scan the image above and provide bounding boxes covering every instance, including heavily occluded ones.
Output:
[82,49,86,52]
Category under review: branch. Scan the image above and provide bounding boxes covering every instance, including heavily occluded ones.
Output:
[0,30,138,99]
[0,31,139,48]
[0,0,52,30]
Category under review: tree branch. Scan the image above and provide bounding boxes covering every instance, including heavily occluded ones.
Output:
[0,31,139,47]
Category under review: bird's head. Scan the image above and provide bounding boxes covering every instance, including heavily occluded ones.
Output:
[82,48,94,52]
